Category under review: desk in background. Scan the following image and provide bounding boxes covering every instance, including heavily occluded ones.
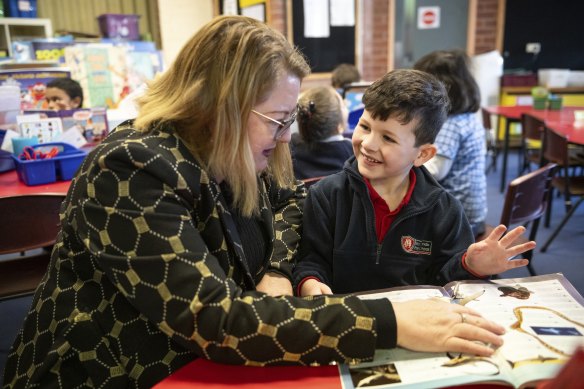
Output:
[485,106,584,192]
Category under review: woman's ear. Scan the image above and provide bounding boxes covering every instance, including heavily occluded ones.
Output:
[413,143,437,167]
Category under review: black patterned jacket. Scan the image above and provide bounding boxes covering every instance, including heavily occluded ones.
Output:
[3,122,395,388]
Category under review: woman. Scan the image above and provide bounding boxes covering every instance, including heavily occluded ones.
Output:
[3,17,504,388]
[414,49,488,238]
[290,86,353,179]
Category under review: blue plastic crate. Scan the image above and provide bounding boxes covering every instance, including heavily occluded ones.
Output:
[0,129,16,173]
[11,142,87,186]
[0,149,15,173]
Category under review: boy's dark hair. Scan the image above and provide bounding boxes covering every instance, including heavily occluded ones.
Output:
[297,86,343,143]
[47,78,84,107]
[413,49,480,115]
[362,69,450,146]
[331,63,361,89]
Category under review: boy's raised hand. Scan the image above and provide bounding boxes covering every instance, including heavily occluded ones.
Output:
[300,279,333,296]
[464,225,536,277]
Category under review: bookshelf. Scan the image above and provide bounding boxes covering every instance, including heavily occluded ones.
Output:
[0,17,53,57]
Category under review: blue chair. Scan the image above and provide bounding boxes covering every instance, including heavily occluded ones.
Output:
[347,107,364,130]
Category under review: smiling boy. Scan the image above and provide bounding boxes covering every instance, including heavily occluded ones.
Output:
[293,69,534,296]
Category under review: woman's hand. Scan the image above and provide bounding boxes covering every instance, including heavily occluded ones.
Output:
[300,279,333,296]
[256,272,293,296]
[393,299,505,356]
[465,225,535,276]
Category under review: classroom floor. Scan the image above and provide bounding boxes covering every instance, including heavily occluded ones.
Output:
[1,149,583,379]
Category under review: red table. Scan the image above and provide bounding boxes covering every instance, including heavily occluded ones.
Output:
[153,359,342,389]
[0,170,71,198]
[485,105,584,192]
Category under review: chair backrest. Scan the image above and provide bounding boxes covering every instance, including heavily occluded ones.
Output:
[0,194,64,255]
[481,107,492,130]
[481,107,498,149]
[520,113,545,143]
[347,107,364,130]
[0,194,64,300]
[302,176,326,189]
[500,163,556,226]
[542,126,569,167]
[340,81,372,99]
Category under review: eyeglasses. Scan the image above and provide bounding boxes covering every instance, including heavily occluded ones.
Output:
[251,107,298,140]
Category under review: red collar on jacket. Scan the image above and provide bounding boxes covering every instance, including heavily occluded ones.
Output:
[364,169,416,243]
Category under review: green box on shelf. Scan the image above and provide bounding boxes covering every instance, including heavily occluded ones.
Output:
[548,95,563,110]
[531,86,549,110]
[533,97,547,110]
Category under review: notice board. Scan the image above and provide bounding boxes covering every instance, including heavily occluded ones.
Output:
[291,0,356,73]
[503,0,584,71]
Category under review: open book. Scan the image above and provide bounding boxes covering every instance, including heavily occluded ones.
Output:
[339,273,584,389]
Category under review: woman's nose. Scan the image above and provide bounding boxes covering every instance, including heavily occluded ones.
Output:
[277,128,293,144]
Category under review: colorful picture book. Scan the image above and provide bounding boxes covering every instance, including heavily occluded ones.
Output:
[340,273,584,389]
[24,107,109,143]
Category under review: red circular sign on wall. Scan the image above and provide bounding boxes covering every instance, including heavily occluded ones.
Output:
[422,10,436,25]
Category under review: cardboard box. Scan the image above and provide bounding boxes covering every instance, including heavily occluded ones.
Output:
[538,69,570,88]
[567,71,584,87]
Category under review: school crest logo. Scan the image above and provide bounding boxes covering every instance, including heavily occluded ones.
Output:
[401,235,432,255]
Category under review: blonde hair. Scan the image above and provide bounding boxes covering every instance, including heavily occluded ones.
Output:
[134,16,310,216]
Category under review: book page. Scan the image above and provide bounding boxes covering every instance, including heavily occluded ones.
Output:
[339,274,584,389]
[357,285,448,302]
[446,273,584,387]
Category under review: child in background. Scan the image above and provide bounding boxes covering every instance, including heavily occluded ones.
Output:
[45,78,83,111]
[414,49,487,238]
[331,63,361,90]
[293,69,535,296]
[331,63,363,112]
[290,86,353,179]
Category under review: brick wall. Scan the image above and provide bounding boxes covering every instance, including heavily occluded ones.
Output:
[360,0,390,82]
[475,0,500,54]
[269,0,287,35]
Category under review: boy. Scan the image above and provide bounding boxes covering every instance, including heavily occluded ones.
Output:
[293,69,534,296]
[45,78,83,111]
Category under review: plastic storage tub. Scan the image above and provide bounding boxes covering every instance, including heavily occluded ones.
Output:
[4,0,37,17]
[98,14,140,40]
[12,142,87,186]
[0,129,16,172]
[0,150,15,173]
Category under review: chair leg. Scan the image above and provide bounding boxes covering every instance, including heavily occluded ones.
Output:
[492,147,498,173]
[526,253,536,276]
[541,197,584,252]
[545,187,555,228]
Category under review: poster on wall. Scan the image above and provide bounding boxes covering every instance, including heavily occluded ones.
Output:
[0,68,71,110]
[241,4,265,22]
[417,6,441,29]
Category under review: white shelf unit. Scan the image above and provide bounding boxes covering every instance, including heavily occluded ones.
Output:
[0,17,53,57]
